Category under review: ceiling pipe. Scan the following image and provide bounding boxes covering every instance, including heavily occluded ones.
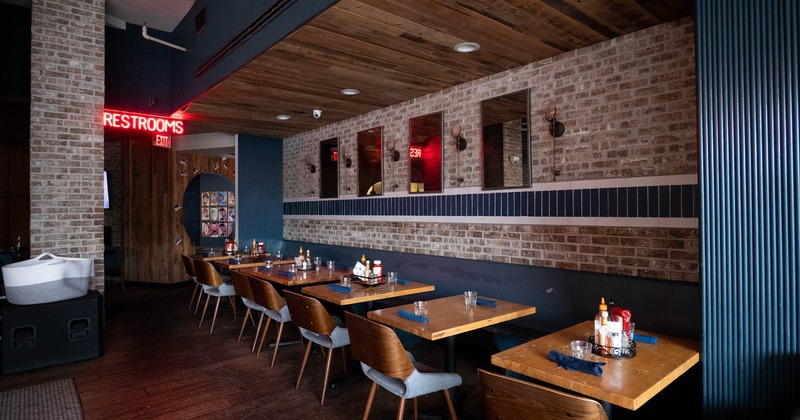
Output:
[142,23,186,52]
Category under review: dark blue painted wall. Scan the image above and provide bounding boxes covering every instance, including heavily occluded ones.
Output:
[237,135,283,253]
[0,4,30,102]
[105,25,174,115]
[104,0,337,115]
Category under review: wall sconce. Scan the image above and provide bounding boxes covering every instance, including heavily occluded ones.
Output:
[343,153,352,168]
[305,156,316,173]
[546,106,565,138]
[450,122,467,151]
[386,139,400,162]
[508,155,521,166]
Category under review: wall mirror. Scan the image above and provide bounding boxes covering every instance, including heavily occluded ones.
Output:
[481,89,530,189]
[319,137,339,198]
[408,111,443,193]
[357,126,383,196]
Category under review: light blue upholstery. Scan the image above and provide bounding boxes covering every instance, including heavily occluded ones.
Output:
[298,324,350,349]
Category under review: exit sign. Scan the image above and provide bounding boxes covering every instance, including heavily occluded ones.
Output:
[152,133,172,149]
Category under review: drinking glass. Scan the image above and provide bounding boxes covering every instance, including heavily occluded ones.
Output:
[570,340,592,359]
[327,260,335,271]
[413,301,428,316]
[387,271,398,284]
[464,291,478,308]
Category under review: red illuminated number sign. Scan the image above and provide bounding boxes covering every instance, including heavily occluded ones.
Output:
[409,146,423,159]
[152,134,172,149]
[331,151,339,161]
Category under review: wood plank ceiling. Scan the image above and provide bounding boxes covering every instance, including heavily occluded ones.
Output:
[178,0,694,139]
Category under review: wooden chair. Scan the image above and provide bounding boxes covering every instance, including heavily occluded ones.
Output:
[477,368,608,420]
[283,290,350,405]
[229,270,264,347]
[181,255,201,312]
[193,259,237,333]
[248,276,292,367]
[344,312,461,420]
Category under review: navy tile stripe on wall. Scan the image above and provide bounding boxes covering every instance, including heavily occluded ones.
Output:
[285,184,700,218]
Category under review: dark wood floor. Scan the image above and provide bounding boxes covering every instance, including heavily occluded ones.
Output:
[0,281,489,419]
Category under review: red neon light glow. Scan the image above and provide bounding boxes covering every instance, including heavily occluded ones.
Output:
[103,110,185,135]
[409,146,423,159]
[331,151,339,161]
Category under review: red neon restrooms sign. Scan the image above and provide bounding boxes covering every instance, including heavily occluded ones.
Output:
[103,110,184,135]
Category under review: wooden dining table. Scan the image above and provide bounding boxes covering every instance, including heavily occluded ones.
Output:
[211,255,295,270]
[490,320,700,412]
[301,280,435,309]
[239,266,352,287]
[368,295,536,373]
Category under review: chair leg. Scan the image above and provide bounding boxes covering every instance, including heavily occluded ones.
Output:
[362,382,378,420]
[209,296,222,333]
[195,289,204,314]
[270,322,285,367]
[413,397,418,420]
[296,340,313,389]
[443,390,458,420]
[256,317,273,356]
[237,308,251,343]
[341,346,348,371]
[321,345,335,405]
[396,398,407,420]
[189,284,200,310]
[199,294,211,328]
[230,296,237,319]
[252,313,265,353]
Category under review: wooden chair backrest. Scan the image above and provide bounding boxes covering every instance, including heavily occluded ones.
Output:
[193,259,224,288]
[247,277,286,312]
[344,312,416,380]
[478,368,608,420]
[181,255,196,278]
[283,290,337,335]
[229,270,254,301]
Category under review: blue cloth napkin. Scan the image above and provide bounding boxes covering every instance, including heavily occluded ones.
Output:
[547,350,606,376]
[277,270,293,277]
[397,309,429,323]
[257,266,271,272]
[633,333,658,345]
[476,297,497,307]
[396,278,410,285]
[228,258,237,264]
[328,284,351,293]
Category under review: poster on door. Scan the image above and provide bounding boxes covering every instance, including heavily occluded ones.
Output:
[201,191,235,237]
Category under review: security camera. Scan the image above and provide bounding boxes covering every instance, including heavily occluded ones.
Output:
[313,109,322,119]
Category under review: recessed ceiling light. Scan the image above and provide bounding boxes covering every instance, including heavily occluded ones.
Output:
[275,114,291,120]
[340,88,360,96]
[453,42,480,53]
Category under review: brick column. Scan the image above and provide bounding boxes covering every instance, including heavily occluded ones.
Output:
[29,0,105,290]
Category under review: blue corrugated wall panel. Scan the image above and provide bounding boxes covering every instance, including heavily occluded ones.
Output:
[697,1,799,417]
[236,135,284,253]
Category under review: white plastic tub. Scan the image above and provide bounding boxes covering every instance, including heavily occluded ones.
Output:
[1,253,93,305]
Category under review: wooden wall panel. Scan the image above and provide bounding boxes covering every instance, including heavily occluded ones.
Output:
[120,133,234,284]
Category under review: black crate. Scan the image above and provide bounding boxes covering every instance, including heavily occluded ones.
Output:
[1,290,103,374]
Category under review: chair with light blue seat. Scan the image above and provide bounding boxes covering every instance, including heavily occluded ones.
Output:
[181,255,203,312]
[229,270,265,347]
[193,259,237,333]
[283,290,350,405]
[344,312,462,420]
[248,276,293,367]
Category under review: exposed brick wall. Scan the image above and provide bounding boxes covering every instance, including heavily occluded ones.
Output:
[29,0,105,290]
[283,18,698,282]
